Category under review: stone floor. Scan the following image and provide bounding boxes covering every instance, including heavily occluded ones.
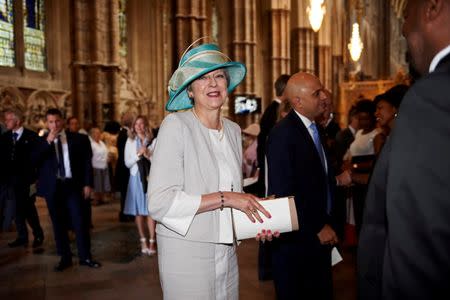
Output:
[0,197,356,300]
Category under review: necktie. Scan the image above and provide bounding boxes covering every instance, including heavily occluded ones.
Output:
[11,132,18,161]
[310,123,326,168]
[310,123,332,214]
[56,135,66,179]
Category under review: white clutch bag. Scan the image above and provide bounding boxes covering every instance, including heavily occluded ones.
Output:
[232,196,299,240]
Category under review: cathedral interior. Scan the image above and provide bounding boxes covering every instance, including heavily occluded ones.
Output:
[0,0,410,299]
[0,0,409,130]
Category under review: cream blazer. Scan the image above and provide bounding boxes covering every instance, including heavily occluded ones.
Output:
[148,110,243,243]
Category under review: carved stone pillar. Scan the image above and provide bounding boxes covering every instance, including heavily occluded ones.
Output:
[71,0,120,127]
[291,0,315,74]
[175,0,208,58]
[269,0,291,88]
[291,28,315,74]
[231,0,257,96]
[316,0,332,90]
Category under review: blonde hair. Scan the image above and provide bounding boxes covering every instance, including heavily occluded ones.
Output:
[129,115,153,141]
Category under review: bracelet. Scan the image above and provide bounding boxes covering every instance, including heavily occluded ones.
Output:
[219,191,224,211]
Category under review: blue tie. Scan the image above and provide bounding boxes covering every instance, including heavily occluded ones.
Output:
[310,123,332,214]
[310,123,326,168]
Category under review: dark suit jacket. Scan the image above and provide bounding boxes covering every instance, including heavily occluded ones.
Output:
[115,127,130,189]
[335,127,355,169]
[256,100,280,196]
[267,110,336,239]
[0,128,37,186]
[33,131,93,199]
[358,53,450,300]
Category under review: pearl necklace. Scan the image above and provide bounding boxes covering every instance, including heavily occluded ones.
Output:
[192,108,224,141]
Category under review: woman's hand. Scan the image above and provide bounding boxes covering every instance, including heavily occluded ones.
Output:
[224,192,271,223]
[256,229,280,243]
[137,146,149,157]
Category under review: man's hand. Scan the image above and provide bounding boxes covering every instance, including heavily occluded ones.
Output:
[317,224,338,245]
[83,186,92,199]
[336,170,352,187]
[46,128,59,144]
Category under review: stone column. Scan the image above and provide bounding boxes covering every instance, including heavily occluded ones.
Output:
[269,0,291,89]
[231,0,257,96]
[316,0,332,90]
[71,0,120,127]
[291,0,315,74]
[175,0,208,59]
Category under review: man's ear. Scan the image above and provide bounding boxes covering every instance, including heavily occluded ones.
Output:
[426,0,444,22]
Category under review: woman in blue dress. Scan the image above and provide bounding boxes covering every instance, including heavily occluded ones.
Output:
[124,115,156,255]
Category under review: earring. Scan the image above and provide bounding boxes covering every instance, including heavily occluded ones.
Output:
[394,113,398,118]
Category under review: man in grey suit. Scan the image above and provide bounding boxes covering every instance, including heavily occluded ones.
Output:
[358,1,450,299]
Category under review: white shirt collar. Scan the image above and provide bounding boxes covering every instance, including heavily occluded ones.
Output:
[13,126,24,136]
[294,110,314,129]
[429,44,450,73]
[273,98,282,104]
[349,125,356,136]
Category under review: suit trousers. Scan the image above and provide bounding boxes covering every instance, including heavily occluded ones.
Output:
[45,179,91,260]
[12,184,43,242]
[271,237,333,300]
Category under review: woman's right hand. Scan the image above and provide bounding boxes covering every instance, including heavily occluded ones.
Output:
[224,192,271,223]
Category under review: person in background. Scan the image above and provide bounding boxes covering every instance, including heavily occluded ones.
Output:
[124,115,156,256]
[265,72,351,299]
[33,108,100,271]
[256,73,291,282]
[1,108,44,248]
[67,116,80,134]
[242,123,260,194]
[148,43,270,299]
[116,112,135,222]
[358,1,450,298]
[89,127,111,205]
[372,84,409,153]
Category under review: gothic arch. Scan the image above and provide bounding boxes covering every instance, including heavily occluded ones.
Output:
[26,90,59,130]
[0,87,26,112]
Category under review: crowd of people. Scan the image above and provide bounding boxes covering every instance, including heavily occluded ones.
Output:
[1,0,450,299]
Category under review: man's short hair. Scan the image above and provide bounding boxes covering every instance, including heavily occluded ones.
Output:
[46,108,63,118]
[4,107,25,123]
[274,74,291,97]
[67,116,78,124]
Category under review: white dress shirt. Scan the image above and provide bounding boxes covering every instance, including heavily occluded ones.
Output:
[54,130,73,178]
[13,126,24,141]
[294,110,328,174]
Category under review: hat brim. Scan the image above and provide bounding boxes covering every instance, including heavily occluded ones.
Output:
[166,62,246,112]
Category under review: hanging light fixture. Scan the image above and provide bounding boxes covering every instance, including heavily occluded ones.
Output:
[306,0,326,32]
[348,22,364,62]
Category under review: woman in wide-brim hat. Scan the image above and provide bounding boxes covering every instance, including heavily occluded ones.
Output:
[148,43,270,299]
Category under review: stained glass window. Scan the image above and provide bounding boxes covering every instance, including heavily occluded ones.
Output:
[119,0,127,57]
[0,0,15,67]
[23,0,46,71]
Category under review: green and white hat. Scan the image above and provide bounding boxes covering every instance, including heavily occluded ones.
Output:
[166,43,247,112]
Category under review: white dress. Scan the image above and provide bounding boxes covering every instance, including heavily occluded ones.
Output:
[157,128,239,300]
[346,128,380,158]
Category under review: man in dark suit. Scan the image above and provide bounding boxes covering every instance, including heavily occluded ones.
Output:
[256,74,291,198]
[255,74,291,281]
[266,72,351,299]
[115,112,134,222]
[1,108,44,248]
[33,108,100,271]
[358,1,450,299]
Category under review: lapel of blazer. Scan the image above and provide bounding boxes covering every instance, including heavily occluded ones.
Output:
[188,112,220,193]
[223,120,242,191]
